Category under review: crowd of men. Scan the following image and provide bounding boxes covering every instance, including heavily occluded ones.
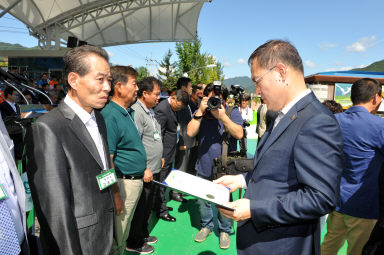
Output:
[1,40,384,255]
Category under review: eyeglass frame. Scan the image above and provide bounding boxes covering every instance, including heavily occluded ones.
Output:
[253,65,276,87]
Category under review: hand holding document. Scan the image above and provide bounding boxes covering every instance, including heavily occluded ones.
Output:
[153,170,234,211]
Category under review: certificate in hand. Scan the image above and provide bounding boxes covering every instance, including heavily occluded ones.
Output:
[153,169,234,211]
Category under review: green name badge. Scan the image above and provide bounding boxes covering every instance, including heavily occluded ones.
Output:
[0,184,7,200]
[96,169,117,191]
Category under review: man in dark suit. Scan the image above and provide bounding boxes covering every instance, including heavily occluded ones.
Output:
[0,87,23,160]
[215,40,344,255]
[154,89,189,222]
[26,45,115,255]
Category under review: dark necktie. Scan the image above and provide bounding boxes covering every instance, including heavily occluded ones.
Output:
[0,198,21,255]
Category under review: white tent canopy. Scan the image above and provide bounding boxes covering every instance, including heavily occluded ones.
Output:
[0,0,210,49]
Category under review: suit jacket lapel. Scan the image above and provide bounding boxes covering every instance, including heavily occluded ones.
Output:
[59,103,104,169]
[255,92,316,165]
[95,110,110,169]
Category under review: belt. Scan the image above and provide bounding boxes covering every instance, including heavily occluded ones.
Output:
[116,173,144,180]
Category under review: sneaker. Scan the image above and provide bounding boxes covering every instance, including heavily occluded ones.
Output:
[195,227,212,242]
[219,232,230,249]
[144,236,158,244]
[126,243,154,254]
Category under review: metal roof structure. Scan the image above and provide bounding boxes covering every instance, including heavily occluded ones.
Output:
[0,0,210,49]
[305,71,384,84]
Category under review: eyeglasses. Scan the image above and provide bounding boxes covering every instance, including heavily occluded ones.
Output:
[253,66,276,86]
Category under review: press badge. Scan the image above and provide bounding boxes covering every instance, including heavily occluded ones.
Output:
[96,169,117,191]
[0,184,7,200]
[154,131,161,141]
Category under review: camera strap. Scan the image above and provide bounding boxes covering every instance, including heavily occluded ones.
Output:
[221,106,234,166]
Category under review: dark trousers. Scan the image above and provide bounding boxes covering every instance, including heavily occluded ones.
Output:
[127,173,160,248]
[155,164,172,217]
[362,222,384,255]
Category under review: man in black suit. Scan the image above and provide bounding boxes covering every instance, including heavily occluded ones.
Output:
[363,163,384,255]
[154,89,189,222]
[0,87,23,160]
[26,45,115,255]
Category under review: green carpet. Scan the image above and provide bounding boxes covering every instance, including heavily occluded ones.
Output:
[125,191,242,255]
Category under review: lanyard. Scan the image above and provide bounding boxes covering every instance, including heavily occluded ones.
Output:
[127,111,140,135]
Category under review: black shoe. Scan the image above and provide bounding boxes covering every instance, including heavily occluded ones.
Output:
[144,236,158,244]
[171,193,186,202]
[167,206,173,211]
[126,243,154,254]
[159,213,176,222]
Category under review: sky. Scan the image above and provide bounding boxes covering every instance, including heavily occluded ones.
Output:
[1,0,384,79]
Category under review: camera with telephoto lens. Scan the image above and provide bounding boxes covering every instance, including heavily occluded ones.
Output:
[229,84,245,108]
[207,81,224,111]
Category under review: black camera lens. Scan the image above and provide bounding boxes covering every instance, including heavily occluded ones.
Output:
[207,96,222,110]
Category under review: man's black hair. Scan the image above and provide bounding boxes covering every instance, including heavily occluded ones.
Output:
[176,77,191,90]
[4,87,16,98]
[137,77,162,97]
[174,89,189,106]
[203,83,229,101]
[351,78,382,105]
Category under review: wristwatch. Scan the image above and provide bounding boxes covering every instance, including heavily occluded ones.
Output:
[193,114,203,120]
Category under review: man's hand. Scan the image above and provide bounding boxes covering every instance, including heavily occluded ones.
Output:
[143,168,153,183]
[197,97,209,115]
[210,104,226,121]
[214,175,243,192]
[217,199,251,222]
[113,192,124,216]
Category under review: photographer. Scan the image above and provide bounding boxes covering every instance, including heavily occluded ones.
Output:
[187,82,243,249]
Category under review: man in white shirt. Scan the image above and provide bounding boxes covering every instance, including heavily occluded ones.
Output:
[26,45,115,255]
[215,40,343,255]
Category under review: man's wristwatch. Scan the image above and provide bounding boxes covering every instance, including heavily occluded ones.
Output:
[193,114,203,120]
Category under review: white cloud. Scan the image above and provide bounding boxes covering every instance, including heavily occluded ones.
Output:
[237,58,246,64]
[346,35,376,52]
[223,62,232,67]
[326,64,366,72]
[305,60,317,68]
[319,43,337,50]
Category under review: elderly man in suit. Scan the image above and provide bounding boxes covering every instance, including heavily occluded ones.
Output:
[26,45,115,255]
[215,40,344,255]
[154,89,189,222]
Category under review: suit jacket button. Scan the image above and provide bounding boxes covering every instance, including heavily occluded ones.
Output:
[250,178,255,183]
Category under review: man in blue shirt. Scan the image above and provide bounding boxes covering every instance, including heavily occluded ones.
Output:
[321,78,384,255]
[187,82,243,249]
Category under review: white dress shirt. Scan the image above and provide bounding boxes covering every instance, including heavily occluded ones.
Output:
[64,96,107,170]
[5,100,17,113]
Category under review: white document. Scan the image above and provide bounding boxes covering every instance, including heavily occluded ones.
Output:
[154,169,234,211]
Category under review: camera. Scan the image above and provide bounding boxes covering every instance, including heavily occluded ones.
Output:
[229,84,245,108]
[207,81,224,110]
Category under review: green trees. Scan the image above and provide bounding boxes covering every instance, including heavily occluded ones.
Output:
[136,66,149,82]
[157,49,178,91]
[157,39,224,91]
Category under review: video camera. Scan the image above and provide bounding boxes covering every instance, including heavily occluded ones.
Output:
[207,81,224,111]
[229,84,245,108]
